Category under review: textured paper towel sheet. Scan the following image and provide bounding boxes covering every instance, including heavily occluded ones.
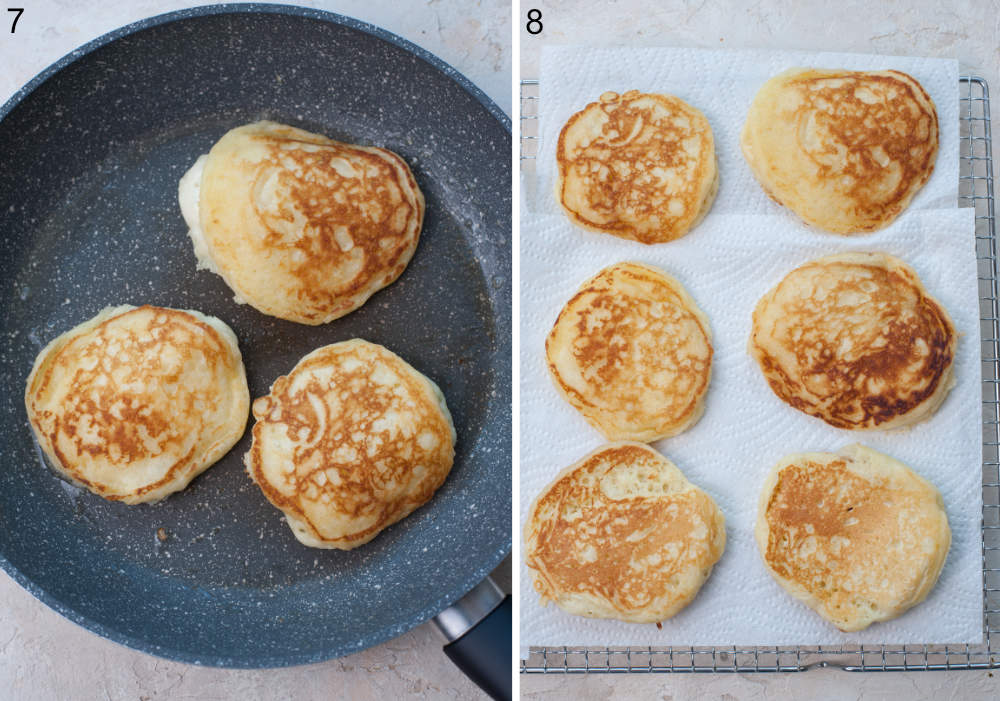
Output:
[526,46,959,219]
[519,207,981,651]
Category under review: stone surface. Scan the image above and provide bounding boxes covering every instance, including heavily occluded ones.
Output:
[520,0,1000,697]
[521,668,1000,700]
[0,1,511,699]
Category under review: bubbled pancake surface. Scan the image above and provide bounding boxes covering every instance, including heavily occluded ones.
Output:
[741,68,938,234]
[524,442,726,623]
[556,90,717,244]
[755,444,951,631]
[246,339,456,550]
[750,252,956,430]
[24,305,250,504]
[546,261,713,442]
[194,121,424,325]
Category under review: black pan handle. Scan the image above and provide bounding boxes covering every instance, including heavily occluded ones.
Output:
[433,577,511,701]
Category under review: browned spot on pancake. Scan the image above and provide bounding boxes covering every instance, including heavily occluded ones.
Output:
[546,262,712,441]
[557,90,715,244]
[786,71,936,227]
[27,306,242,500]
[742,69,938,234]
[252,136,420,313]
[246,341,454,548]
[198,122,424,325]
[525,444,723,619]
[751,256,955,429]
[763,456,939,628]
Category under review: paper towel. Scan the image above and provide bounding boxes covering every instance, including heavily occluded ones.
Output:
[519,46,978,654]
[519,207,982,651]
[526,46,959,218]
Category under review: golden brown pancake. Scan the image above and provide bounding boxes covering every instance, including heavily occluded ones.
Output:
[755,444,950,631]
[546,261,713,442]
[524,442,726,623]
[245,339,455,549]
[178,121,424,324]
[24,305,249,504]
[556,90,718,244]
[750,252,955,430]
[741,68,938,234]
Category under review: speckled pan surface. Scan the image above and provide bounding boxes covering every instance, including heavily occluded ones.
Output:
[0,4,511,667]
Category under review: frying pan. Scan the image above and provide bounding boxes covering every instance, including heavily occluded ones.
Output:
[0,1,511,689]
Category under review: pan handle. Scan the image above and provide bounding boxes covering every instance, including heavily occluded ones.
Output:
[433,576,511,701]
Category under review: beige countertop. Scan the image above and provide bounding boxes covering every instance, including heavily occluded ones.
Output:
[0,2,510,699]
[519,0,1000,698]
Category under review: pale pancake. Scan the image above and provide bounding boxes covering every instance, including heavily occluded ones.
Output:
[179,121,424,325]
[524,442,726,623]
[755,444,950,631]
[556,90,717,244]
[750,252,956,430]
[546,262,713,442]
[24,305,249,504]
[245,339,455,550]
[742,68,938,234]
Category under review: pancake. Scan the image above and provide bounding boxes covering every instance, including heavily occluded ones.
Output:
[556,90,718,244]
[546,261,712,442]
[755,444,950,631]
[24,305,249,504]
[741,68,938,234]
[178,120,424,325]
[749,252,956,430]
[245,339,455,550]
[524,442,726,623]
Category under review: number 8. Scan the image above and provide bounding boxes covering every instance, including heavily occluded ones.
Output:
[526,9,543,35]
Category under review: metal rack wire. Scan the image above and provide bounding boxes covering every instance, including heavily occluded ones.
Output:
[519,76,999,673]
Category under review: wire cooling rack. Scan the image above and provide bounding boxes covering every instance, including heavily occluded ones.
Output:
[519,76,1000,673]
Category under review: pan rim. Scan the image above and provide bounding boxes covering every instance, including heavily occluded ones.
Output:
[0,2,511,668]
[0,3,512,129]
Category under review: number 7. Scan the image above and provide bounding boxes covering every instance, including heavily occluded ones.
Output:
[8,8,23,33]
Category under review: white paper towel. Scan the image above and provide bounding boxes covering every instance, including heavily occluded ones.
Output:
[519,207,982,652]
[520,46,977,654]
[525,46,959,219]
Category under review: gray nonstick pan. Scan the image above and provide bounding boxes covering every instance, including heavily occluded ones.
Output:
[0,4,510,696]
